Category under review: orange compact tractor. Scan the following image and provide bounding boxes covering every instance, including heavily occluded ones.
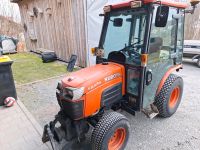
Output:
[42,0,199,149]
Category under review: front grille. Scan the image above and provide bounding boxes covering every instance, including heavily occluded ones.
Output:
[101,83,122,107]
[61,100,84,120]
[56,90,84,120]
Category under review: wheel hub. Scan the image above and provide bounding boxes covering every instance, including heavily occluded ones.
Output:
[108,128,126,150]
[169,87,180,108]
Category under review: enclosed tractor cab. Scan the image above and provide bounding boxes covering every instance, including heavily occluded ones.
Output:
[42,0,199,150]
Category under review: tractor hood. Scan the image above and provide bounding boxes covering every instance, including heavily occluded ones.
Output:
[61,63,124,93]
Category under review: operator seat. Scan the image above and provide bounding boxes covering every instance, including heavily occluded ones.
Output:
[108,51,126,64]
[149,37,163,53]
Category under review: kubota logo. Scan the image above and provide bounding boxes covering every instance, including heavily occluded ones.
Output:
[88,81,102,91]
[104,73,121,82]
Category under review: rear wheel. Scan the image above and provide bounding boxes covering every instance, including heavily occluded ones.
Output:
[91,112,130,150]
[155,74,183,118]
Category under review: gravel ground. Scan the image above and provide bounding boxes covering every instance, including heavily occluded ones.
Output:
[16,59,200,150]
[16,76,63,126]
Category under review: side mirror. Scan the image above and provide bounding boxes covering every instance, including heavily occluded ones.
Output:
[191,0,200,6]
[155,6,169,27]
[113,18,123,27]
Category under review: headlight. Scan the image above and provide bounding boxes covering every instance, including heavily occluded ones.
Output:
[63,87,85,100]
[57,82,63,92]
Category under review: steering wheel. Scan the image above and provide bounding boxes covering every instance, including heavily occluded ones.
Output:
[120,42,142,57]
[119,47,129,56]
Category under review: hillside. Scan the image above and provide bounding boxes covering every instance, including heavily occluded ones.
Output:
[0,15,23,37]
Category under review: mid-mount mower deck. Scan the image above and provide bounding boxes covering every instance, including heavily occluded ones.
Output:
[42,0,200,150]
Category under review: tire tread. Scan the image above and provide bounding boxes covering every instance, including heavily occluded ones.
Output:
[91,112,129,150]
[155,74,183,117]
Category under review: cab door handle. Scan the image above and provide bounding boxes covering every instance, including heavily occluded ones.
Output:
[146,69,152,86]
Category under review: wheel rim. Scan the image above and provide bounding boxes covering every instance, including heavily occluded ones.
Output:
[169,87,180,108]
[108,128,126,150]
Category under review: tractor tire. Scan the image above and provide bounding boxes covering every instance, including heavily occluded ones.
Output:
[155,74,183,118]
[91,112,130,150]
[197,58,200,68]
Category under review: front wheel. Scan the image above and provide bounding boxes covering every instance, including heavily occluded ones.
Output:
[155,74,184,118]
[91,112,130,150]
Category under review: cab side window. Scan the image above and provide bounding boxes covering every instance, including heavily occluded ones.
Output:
[149,6,177,63]
[177,11,184,50]
[176,10,184,64]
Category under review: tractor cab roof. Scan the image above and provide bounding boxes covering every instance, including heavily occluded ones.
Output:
[110,0,189,9]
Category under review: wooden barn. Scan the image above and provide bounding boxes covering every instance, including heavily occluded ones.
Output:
[185,5,200,40]
[11,0,87,67]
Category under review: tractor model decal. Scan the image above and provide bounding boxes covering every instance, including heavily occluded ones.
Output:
[104,73,121,82]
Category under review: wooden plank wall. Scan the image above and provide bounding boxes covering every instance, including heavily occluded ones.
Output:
[18,0,87,67]
[185,6,200,40]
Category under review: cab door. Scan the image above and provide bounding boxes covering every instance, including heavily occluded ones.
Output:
[142,6,180,109]
[174,10,185,65]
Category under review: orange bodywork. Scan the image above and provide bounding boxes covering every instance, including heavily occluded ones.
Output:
[143,0,189,8]
[110,0,189,9]
[156,64,182,95]
[61,62,125,118]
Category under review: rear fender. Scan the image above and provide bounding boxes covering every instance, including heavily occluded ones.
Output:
[156,64,182,95]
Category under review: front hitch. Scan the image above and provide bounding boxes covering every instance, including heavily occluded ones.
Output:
[42,124,58,150]
[42,125,49,143]
[42,111,90,150]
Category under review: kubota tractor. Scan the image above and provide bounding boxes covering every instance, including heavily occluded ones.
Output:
[42,0,200,150]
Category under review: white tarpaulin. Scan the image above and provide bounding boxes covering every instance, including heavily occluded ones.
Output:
[2,39,16,54]
[86,0,128,66]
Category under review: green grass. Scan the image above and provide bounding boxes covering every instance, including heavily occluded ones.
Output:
[9,53,68,85]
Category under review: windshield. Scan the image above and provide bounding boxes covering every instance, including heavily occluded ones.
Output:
[100,10,147,61]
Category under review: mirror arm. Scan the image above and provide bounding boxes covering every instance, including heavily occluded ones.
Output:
[157,1,162,16]
[185,5,196,14]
